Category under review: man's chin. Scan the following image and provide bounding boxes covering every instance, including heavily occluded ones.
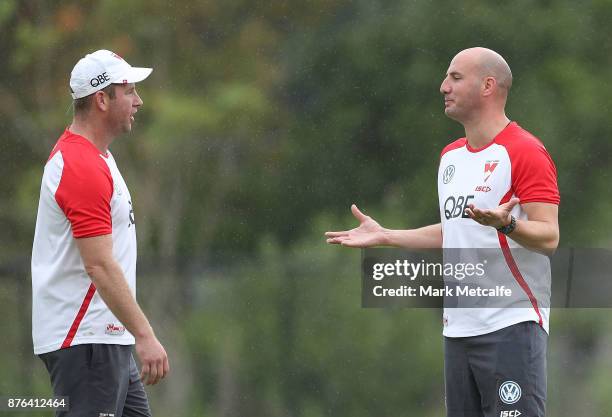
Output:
[444,107,455,120]
[444,108,460,121]
[114,125,132,138]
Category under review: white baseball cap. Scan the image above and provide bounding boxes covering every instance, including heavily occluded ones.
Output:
[70,49,152,99]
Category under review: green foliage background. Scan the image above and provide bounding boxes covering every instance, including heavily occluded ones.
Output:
[1,1,611,416]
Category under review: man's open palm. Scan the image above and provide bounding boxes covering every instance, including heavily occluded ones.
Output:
[325,205,386,248]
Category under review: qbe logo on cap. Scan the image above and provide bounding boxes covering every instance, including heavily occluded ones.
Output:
[499,380,521,404]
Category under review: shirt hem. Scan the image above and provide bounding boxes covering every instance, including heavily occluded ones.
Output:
[443,316,549,338]
[517,197,560,205]
[34,336,135,355]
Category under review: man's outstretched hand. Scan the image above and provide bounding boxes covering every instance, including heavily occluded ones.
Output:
[325,204,387,248]
[465,197,519,228]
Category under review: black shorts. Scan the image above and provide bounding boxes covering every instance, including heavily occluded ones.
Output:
[444,321,547,417]
[39,344,151,417]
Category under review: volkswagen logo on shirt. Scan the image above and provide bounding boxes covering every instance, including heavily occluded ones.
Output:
[499,381,522,404]
[443,165,455,184]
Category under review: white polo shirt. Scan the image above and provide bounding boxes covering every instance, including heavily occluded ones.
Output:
[438,122,560,337]
[31,130,137,354]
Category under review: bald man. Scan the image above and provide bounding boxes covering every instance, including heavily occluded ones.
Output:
[326,48,559,416]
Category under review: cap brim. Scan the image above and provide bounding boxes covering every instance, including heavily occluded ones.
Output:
[112,67,153,84]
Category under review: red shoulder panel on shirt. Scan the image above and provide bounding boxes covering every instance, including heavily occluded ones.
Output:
[440,137,467,158]
[53,131,114,238]
[495,123,560,205]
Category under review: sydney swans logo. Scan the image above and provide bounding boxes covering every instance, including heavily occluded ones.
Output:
[484,160,499,182]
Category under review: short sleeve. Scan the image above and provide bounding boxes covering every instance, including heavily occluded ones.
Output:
[54,147,113,238]
[509,141,560,205]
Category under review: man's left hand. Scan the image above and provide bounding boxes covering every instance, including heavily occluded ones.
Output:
[465,197,520,228]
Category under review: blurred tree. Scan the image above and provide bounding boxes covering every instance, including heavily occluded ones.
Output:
[2,1,612,416]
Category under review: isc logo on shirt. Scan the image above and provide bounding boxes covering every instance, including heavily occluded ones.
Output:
[500,411,521,417]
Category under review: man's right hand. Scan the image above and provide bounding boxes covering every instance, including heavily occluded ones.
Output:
[136,333,170,385]
[325,204,387,248]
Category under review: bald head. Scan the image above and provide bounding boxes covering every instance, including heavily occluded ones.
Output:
[456,47,513,92]
[441,47,513,124]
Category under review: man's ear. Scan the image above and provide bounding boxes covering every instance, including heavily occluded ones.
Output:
[482,76,497,97]
[93,90,109,111]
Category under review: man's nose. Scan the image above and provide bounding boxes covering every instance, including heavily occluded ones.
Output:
[134,92,143,107]
[440,78,450,95]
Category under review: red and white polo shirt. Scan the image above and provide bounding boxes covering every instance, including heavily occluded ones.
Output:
[31,129,137,354]
[438,122,560,337]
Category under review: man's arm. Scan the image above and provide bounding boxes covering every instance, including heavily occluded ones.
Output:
[325,204,442,249]
[76,235,170,385]
[465,198,559,255]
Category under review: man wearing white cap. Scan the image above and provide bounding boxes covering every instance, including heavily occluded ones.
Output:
[32,50,168,416]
